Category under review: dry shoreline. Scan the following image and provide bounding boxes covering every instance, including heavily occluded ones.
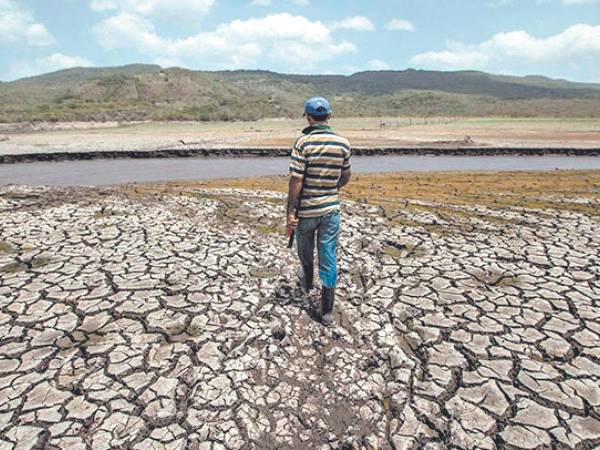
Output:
[2,118,600,163]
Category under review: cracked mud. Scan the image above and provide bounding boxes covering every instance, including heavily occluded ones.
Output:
[0,185,599,449]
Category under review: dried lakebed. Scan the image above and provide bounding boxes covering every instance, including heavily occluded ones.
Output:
[0,186,599,450]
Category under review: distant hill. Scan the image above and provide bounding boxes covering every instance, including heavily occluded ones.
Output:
[1,64,600,122]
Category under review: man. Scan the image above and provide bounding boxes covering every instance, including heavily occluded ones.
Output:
[286,96,352,326]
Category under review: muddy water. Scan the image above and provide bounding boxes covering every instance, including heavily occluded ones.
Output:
[1,155,600,186]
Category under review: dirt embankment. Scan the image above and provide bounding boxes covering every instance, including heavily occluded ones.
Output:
[2,118,600,163]
[2,146,600,164]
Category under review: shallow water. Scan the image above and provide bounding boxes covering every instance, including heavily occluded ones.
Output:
[1,155,600,186]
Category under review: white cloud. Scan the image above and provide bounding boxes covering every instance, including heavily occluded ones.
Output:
[490,0,596,7]
[385,19,414,32]
[487,0,514,7]
[94,12,356,70]
[0,0,55,46]
[331,16,375,31]
[251,0,310,6]
[6,53,94,81]
[368,59,391,70]
[410,24,600,69]
[90,0,215,20]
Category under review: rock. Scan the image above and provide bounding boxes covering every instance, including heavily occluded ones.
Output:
[446,396,495,434]
[5,426,44,450]
[271,325,286,341]
[196,342,224,372]
[513,399,558,429]
[540,336,572,359]
[500,425,552,449]
[66,397,98,420]
[567,416,600,441]
[457,381,510,416]
[23,382,71,411]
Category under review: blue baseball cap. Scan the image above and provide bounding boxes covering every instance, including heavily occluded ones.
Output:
[304,96,332,117]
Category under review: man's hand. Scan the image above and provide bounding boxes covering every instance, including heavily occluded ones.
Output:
[286,213,298,237]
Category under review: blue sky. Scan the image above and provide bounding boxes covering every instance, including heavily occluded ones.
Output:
[1,0,599,82]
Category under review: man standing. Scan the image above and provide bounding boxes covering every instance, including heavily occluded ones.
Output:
[286,97,352,326]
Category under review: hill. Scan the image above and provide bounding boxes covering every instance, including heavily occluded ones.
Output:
[1,65,600,122]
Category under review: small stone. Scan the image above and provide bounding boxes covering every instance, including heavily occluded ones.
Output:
[271,325,286,341]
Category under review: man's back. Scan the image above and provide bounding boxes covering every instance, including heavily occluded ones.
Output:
[286,96,351,326]
[290,125,351,219]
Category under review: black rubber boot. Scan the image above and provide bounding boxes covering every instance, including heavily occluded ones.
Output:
[321,287,335,326]
[301,264,314,292]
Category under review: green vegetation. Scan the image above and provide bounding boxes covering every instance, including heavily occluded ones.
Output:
[0,242,15,253]
[1,262,27,273]
[253,224,280,235]
[0,257,53,273]
[166,170,600,217]
[2,65,600,122]
[471,269,523,289]
[383,242,427,258]
[249,266,279,278]
[30,257,52,269]
[94,209,128,219]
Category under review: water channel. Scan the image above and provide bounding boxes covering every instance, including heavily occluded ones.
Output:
[1,155,600,186]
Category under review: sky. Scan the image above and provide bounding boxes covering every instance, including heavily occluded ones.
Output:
[0,0,599,82]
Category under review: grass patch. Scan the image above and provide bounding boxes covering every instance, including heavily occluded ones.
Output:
[0,242,15,253]
[387,217,452,236]
[394,203,522,229]
[215,198,245,223]
[206,194,281,235]
[31,257,52,269]
[253,224,280,235]
[345,171,600,216]
[157,170,600,215]
[94,208,127,219]
[249,266,279,279]
[252,196,284,206]
[471,269,522,288]
[383,245,404,258]
[388,217,425,228]
[0,192,41,201]
[383,241,428,258]
[485,196,599,216]
[120,170,600,218]
[1,262,27,273]
[473,213,522,226]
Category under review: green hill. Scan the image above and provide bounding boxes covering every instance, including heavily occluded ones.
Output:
[1,64,600,122]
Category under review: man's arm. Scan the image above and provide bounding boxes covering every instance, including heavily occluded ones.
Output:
[287,176,303,229]
[338,171,351,189]
[287,176,303,215]
[340,144,352,189]
[288,133,306,231]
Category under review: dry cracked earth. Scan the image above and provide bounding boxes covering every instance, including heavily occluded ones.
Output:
[0,184,599,450]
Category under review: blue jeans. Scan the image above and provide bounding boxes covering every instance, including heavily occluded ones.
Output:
[296,210,340,289]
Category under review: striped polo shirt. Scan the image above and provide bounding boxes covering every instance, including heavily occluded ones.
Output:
[289,124,352,218]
